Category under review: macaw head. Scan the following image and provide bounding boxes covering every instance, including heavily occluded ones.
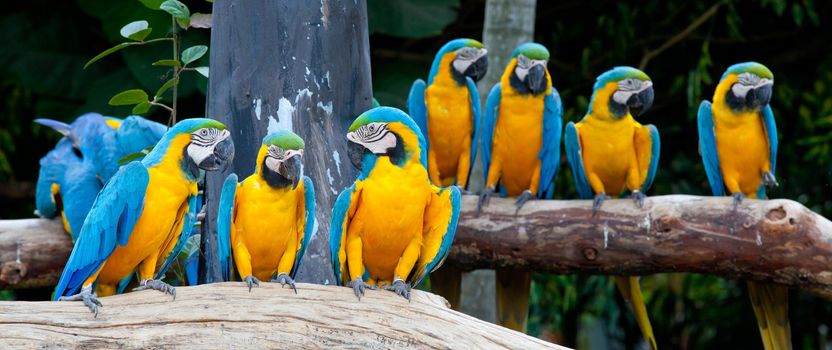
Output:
[718,62,774,112]
[346,107,426,175]
[590,66,654,119]
[258,130,305,189]
[35,113,110,158]
[144,118,234,179]
[507,42,551,96]
[428,38,488,85]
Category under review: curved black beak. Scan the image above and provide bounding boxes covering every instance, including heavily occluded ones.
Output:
[747,83,772,109]
[464,56,488,82]
[278,155,302,189]
[527,64,546,95]
[627,85,655,116]
[198,136,235,172]
[348,140,366,171]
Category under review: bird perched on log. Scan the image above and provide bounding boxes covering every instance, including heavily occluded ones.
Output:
[52,118,233,316]
[35,114,166,241]
[330,107,461,301]
[564,66,659,349]
[217,131,315,292]
[697,62,788,350]
[407,38,487,189]
[479,42,563,332]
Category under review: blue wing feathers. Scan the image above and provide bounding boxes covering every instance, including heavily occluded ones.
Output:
[53,161,149,300]
[697,101,725,196]
[641,125,661,192]
[481,84,501,185]
[564,122,593,199]
[408,79,429,150]
[329,185,355,285]
[415,186,461,286]
[217,173,238,281]
[154,194,199,280]
[538,89,563,198]
[465,77,482,185]
[292,176,316,277]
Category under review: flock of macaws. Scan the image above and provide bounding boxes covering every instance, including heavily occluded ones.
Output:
[33,35,785,349]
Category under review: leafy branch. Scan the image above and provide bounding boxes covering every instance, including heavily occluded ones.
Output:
[84,0,211,125]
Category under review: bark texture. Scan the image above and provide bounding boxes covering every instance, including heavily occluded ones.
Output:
[0,283,564,349]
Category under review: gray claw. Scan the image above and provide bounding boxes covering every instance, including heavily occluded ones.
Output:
[243,275,261,292]
[133,279,177,300]
[348,278,376,301]
[514,190,535,214]
[592,193,608,217]
[384,279,412,301]
[271,273,297,294]
[762,172,779,188]
[477,186,496,215]
[631,190,646,208]
[58,286,101,317]
[732,192,746,211]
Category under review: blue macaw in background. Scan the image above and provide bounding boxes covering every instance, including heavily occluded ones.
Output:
[35,114,166,241]
[52,118,233,316]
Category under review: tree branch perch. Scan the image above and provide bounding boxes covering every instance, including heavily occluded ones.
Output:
[2,195,832,299]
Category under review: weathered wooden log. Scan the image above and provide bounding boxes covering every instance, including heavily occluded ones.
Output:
[0,218,69,289]
[0,282,563,349]
[2,195,832,299]
[453,194,832,299]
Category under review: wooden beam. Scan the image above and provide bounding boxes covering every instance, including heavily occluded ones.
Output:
[3,195,832,299]
[0,283,564,349]
[451,194,832,299]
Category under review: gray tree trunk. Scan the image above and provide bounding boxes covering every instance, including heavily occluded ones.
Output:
[201,0,373,284]
[462,0,537,323]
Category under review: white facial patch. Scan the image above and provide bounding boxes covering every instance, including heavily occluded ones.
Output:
[452,47,487,74]
[613,79,652,104]
[732,72,772,98]
[265,145,303,173]
[513,54,547,81]
[346,122,397,154]
[187,128,230,165]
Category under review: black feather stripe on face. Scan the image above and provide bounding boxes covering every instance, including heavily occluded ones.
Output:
[191,128,220,146]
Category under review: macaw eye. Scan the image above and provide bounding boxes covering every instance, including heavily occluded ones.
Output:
[200,129,209,136]
[516,55,531,69]
[368,124,375,132]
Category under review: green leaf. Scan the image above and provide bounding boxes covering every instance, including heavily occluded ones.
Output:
[194,66,209,78]
[160,0,191,27]
[120,21,152,41]
[152,59,182,68]
[139,0,166,10]
[178,234,202,259]
[118,146,154,164]
[190,13,211,29]
[132,101,151,114]
[156,77,179,98]
[83,42,140,69]
[109,89,149,106]
[181,45,208,64]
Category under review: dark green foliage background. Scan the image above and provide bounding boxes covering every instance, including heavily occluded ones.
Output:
[1,0,831,349]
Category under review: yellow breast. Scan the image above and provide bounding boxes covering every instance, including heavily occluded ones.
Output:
[425,53,474,177]
[577,115,639,195]
[352,157,430,282]
[493,89,545,196]
[234,175,302,275]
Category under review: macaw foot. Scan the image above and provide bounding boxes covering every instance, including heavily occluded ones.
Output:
[631,190,647,208]
[133,279,176,300]
[592,193,609,217]
[732,192,747,211]
[348,277,376,301]
[459,188,475,195]
[515,190,535,214]
[477,186,496,215]
[58,285,102,317]
[762,171,779,188]
[271,273,297,294]
[242,275,261,292]
[384,278,412,301]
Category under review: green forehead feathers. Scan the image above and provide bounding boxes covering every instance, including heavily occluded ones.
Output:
[593,66,651,91]
[262,130,304,150]
[722,62,774,80]
[512,42,550,60]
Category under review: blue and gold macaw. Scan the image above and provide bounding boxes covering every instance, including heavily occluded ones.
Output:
[52,118,234,316]
[478,42,562,332]
[697,62,788,350]
[330,107,460,300]
[217,131,315,292]
[564,66,659,349]
[35,114,167,241]
[408,38,487,188]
